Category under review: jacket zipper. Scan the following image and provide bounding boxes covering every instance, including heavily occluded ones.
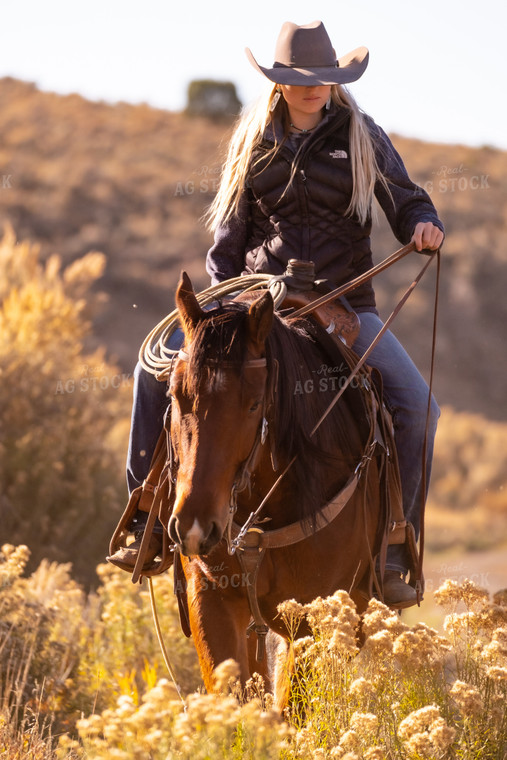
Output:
[288,116,347,261]
[297,167,310,260]
[258,111,350,263]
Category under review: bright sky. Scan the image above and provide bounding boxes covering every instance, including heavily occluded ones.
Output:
[2,0,506,149]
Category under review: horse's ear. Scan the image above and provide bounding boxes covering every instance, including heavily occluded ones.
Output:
[247,291,274,355]
[175,271,204,333]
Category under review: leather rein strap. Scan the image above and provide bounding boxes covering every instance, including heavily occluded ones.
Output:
[289,241,417,319]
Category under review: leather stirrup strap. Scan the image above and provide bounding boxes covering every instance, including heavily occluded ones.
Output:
[131,427,173,584]
[132,488,164,584]
[108,427,167,559]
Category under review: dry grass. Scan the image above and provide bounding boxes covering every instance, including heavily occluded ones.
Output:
[2,545,506,759]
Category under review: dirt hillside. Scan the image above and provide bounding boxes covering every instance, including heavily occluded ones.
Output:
[1,76,506,420]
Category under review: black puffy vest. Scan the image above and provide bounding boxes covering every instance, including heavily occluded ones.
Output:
[243,111,376,311]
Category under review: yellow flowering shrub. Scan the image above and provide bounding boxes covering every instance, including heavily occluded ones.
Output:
[0,226,131,584]
[277,579,506,758]
[0,546,200,757]
[2,551,507,759]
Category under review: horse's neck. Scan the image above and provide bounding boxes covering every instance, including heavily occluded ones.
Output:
[235,445,288,529]
[236,444,348,531]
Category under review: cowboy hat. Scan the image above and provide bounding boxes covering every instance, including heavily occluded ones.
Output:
[245,20,368,86]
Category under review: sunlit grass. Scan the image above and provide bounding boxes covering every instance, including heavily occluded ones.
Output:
[2,544,506,759]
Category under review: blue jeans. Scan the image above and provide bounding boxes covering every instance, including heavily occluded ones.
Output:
[352,312,440,573]
[126,314,439,573]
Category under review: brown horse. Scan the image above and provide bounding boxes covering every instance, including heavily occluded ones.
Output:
[167,272,387,692]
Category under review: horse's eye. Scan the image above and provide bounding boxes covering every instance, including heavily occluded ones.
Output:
[249,400,261,413]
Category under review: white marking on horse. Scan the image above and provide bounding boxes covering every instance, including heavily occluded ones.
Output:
[185,518,205,555]
[206,370,227,394]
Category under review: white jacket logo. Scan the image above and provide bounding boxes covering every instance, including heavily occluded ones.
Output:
[329,149,348,159]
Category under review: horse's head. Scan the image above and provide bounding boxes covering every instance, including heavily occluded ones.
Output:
[167,272,274,556]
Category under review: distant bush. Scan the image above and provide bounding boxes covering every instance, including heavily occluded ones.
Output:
[0,226,131,584]
[426,407,507,552]
[186,79,242,119]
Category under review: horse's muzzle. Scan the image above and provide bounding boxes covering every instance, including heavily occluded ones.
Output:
[168,514,222,557]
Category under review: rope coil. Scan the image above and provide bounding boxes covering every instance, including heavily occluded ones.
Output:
[139,275,287,377]
[139,242,418,378]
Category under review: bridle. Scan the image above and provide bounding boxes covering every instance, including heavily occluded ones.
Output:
[174,347,278,551]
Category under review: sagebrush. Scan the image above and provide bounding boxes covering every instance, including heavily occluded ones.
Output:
[1,545,506,759]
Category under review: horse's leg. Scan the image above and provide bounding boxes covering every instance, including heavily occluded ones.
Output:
[246,628,284,699]
[183,558,252,691]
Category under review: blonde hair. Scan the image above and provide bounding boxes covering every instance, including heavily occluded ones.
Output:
[206,83,389,231]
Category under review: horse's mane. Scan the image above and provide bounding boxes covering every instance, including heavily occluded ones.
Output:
[182,300,369,523]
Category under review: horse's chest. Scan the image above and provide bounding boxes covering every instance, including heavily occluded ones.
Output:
[258,546,331,607]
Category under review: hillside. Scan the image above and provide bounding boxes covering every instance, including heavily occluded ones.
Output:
[1,76,506,420]
[2,78,507,760]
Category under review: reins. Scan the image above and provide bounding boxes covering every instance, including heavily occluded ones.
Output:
[147,576,186,709]
[417,249,441,598]
[288,240,418,320]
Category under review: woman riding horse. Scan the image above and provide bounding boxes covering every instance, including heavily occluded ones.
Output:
[108,20,444,608]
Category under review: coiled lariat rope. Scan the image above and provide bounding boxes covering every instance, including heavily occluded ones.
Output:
[139,242,419,377]
[139,275,288,377]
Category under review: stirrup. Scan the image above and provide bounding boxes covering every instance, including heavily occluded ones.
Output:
[107,530,163,573]
[108,486,174,580]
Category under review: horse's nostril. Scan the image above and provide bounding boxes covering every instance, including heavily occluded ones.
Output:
[205,521,222,549]
[168,514,223,555]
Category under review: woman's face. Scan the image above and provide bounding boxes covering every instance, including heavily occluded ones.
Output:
[280,84,332,118]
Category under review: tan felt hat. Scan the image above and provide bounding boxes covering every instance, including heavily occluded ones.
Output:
[246,20,369,86]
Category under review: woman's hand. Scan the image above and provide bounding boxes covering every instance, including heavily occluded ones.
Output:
[411,222,444,252]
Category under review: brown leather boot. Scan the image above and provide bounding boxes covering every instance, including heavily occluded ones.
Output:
[107,531,163,573]
[383,570,419,609]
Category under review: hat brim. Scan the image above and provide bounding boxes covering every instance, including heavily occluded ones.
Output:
[245,46,369,86]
